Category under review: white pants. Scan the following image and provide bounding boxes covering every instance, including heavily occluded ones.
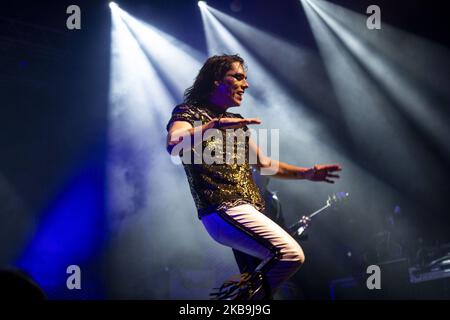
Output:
[201,204,305,295]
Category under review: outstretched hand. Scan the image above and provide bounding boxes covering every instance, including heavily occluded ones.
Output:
[304,164,342,184]
[213,117,261,129]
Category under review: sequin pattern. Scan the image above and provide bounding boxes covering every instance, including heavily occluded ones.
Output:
[167,104,265,218]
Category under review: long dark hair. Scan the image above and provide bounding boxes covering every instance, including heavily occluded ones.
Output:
[184,54,245,106]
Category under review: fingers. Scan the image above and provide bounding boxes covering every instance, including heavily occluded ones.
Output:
[325,165,342,172]
[324,172,339,183]
[243,118,261,125]
[314,164,342,181]
[217,117,261,129]
[316,164,342,172]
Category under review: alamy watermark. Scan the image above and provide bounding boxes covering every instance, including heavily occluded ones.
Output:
[66,5,81,30]
[66,265,81,290]
[366,5,381,30]
[366,264,381,290]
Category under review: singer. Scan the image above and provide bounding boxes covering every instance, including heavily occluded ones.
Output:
[166,54,341,299]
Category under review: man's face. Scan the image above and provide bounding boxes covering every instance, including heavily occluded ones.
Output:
[212,62,249,108]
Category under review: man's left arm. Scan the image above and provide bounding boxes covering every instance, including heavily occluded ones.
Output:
[249,138,342,183]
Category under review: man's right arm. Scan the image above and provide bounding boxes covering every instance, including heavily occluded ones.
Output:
[166,120,215,155]
[166,117,262,155]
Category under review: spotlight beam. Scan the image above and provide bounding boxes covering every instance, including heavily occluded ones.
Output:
[306,0,450,160]
[302,0,447,216]
[118,10,205,101]
[205,5,338,119]
[200,4,411,242]
[108,6,231,299]
[109,2,118,10]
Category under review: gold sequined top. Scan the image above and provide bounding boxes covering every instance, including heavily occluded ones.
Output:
[167,104,265,219]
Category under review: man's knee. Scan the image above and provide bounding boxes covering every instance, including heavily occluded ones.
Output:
[295,247,305,265]
[280,241,305,265]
